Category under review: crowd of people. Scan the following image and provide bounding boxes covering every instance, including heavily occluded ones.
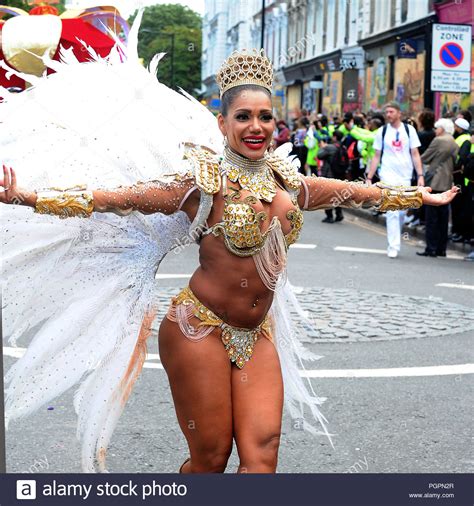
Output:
[274,104,473,260]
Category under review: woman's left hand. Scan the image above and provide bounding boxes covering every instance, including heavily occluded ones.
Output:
[418,185,461,206]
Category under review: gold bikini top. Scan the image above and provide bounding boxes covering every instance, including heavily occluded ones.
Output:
[185,146,304,257]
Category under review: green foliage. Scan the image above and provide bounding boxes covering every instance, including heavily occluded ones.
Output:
[0,0,66,13]
[55,0,66,13]
[129,3,202,95]
[0,0,29,10]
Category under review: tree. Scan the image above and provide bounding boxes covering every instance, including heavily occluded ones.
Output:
[0,0,29,9]
[129,4,202,95]
[0,1,66,13]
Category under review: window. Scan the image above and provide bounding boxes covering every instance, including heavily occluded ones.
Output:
[323,0,328,51]
[345,0,350,44]
[401,0,408,22]
[313,0,318,34]
[311,1,318,55]
[390,0,396,27]
[370,0,375,34]
[299,12,305,59]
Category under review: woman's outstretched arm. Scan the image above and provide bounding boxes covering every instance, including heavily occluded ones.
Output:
[297,174,460,212]
[1,164,198,218]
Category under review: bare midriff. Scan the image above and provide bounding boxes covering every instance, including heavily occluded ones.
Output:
[185,186,297,329]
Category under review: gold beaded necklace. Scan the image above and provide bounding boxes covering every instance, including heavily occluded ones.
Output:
[220,145,277,202]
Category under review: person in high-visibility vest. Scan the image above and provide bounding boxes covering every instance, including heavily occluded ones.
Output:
[463,139,474,261]
[349,118,383,179]
[451,117,472,243]
[337,112,353,138]
[303,123,319,176]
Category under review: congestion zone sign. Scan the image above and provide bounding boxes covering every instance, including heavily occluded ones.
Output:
[431,23,472,93]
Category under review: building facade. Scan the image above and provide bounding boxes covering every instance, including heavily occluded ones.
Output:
[202,0,472,120]
[201,0,229,110]
[202,0,289,115]
[433,0,473,119]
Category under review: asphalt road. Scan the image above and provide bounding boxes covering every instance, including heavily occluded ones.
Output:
[4,209,474,474]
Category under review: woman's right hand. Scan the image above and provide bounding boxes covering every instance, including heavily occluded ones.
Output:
[0,164,33,206]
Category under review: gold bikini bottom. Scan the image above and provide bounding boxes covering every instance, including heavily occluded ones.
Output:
[166,285,273,369]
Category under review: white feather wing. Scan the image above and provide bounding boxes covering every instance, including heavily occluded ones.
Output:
[1,11,221,472]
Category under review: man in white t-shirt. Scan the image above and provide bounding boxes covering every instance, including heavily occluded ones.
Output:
[366,102,424,258]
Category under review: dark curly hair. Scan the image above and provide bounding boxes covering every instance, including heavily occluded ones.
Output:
[418,109,435,131]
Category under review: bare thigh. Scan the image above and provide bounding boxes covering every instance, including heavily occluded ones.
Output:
[158,316,233,472]
[231,336,284,473]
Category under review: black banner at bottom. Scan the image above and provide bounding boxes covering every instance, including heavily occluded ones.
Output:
[0,473,472,506]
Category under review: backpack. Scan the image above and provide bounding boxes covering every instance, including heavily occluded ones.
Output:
[380,122,410,163]
[347,141,359,161]
[333,142,349,175]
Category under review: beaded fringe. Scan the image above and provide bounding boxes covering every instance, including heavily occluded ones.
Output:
[253,222,288,291]
[167,301,216,341]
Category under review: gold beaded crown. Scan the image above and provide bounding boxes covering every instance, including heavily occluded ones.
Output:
[216,49,273,97]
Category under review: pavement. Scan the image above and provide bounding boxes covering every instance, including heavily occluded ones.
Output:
[3,208,474,474]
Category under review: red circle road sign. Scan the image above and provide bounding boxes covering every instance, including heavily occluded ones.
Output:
[439,42,464,68]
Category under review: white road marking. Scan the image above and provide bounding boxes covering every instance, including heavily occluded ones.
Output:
[290,243,317,249]
[4,347,473,378]
[155,273,191,280]
[146,353,160,360]
[300,364,474,378]
[334,246,386,255]
[334,246,464,260]
[436,283,474,291]
[3,347,24,358]
[144,362,164,369]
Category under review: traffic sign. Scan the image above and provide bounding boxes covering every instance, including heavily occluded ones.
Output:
[439,42,463,68]
[431,23,471,93]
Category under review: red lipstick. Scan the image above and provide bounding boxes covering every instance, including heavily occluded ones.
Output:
[242,135,266,150]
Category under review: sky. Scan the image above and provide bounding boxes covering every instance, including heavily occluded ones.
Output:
[65,0,205,18]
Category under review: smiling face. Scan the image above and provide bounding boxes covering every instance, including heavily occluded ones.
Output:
[218,88,275,159]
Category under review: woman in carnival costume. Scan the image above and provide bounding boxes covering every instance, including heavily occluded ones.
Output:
[0,13,459,473]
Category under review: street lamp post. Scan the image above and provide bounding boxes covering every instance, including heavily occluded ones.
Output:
[260,0,265,50]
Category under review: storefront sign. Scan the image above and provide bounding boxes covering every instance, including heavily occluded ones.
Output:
[309,80,323,89]
[340,47,364,71]
[397,39,418,59]
[431,23,471,92]
[318,56,340,72]
[339,57,356,71]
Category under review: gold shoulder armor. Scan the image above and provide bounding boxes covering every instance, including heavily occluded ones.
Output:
[184,147,221,195]
[266,153,301,191]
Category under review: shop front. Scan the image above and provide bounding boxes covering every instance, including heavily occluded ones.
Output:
[272,70,286,121]
[340,47,365,113]
[433,0,473,118]
[360,15,435,116]
[317,52,343,118]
